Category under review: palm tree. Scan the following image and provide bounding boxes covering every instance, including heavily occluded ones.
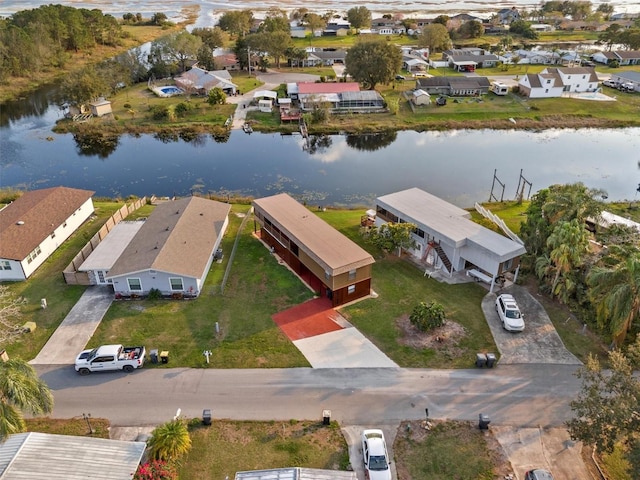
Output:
[545,219,589,301]
[147,418,192,462]
[542,183,605,225]
[588,254,640,346]
[0,358,54,441]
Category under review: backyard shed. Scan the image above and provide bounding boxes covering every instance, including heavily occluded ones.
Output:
[412,89,431,105]
[89,98,112,117]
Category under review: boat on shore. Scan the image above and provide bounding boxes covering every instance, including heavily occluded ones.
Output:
[243,123,253,134]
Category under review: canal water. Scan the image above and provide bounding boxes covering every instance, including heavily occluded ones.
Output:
[2,83,639,208]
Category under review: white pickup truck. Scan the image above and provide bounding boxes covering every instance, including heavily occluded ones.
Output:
[75,344,146,375]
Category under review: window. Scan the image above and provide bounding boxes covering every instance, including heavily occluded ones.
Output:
[503,258,513,271]
[127,278,142,291]
[348,269,357,281]
[169,278,184,291]
[1,261,11,270]
[348,285,356,295]
[97,271,105,283]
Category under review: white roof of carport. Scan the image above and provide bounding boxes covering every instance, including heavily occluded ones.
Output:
[79,220,144,271]
[0,432,146,480]
[253,90,278,99]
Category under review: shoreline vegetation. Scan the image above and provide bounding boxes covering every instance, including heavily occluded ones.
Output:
[2,5,640,135]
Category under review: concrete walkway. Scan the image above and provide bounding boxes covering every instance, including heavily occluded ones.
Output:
[30,286,113,365]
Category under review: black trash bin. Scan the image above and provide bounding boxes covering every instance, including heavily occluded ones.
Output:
[479,413,491,430]
[202,409,212,426]
[475,353,487,368]
[322,409,331,426]
[486,353,496,368]
[150,349,158,364]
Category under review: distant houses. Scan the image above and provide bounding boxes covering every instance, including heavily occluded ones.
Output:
[175,66,238,95]
[518,67,599,98]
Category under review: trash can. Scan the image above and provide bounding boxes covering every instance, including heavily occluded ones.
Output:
[322,409,331,426]
[160,351,169,364]
[486,353,496,368]
[475,353,487,368]
[202,409,212,426]
[150,349,158,364]
[479,413,491,430]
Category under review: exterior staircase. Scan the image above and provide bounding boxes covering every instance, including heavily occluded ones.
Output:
[430,241,452,274]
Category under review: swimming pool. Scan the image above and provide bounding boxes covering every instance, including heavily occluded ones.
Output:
[152,86,184,97]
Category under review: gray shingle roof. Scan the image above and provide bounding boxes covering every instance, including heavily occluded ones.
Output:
[107,196,230,278]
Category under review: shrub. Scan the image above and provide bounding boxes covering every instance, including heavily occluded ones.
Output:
[410,301,446,332]
[148,288,162,300]
[123,103,132,109]
[174,102,193,117]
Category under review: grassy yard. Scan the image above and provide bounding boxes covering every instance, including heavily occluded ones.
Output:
[4,201,124,360]
[179,419,349,479]
[5,200,615,368]
[394,420,510,479]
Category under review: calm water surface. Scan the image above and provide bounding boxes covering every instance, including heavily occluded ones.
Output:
[2,99,639,208]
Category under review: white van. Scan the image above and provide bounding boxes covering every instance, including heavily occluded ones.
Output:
[491,82,509,95]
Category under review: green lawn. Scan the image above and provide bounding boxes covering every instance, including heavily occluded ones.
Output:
[179,419,349,479]
[4,201,123,360]
[394,420,500,479]
[5,200,616,368]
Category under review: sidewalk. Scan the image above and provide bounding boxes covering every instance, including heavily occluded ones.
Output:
[30,286,113,365]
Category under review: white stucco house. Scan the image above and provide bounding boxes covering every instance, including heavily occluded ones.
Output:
[106,196,230,298]
[518,67,598,98]
[374,188,526,292]
[0,186,95,281]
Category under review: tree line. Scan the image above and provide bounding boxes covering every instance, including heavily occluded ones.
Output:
[0,5,126,82]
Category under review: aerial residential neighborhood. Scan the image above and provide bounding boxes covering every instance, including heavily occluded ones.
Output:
[1,1,640,479]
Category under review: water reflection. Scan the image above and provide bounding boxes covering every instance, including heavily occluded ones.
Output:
[0,84,60,128]
[346,132,397,151]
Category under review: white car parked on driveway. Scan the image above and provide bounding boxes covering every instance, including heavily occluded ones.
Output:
[361,429,391,480]
[495,294,525,332]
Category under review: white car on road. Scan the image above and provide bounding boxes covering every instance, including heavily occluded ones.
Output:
[495,294,525,332]
[361,429,391,480]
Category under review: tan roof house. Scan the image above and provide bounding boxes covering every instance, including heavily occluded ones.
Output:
[106,196,230,298]
[0,186,95,281]
[252,193,374,307]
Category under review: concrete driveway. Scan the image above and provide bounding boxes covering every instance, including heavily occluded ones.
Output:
[30,286,113,365]
[493,426,592,480]
[482,285,581,365]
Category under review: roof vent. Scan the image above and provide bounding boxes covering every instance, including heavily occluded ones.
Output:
[16,220,25,225]
[166,227,170,231]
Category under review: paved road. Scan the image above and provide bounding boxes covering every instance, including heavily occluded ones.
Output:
[36,364,581,428]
